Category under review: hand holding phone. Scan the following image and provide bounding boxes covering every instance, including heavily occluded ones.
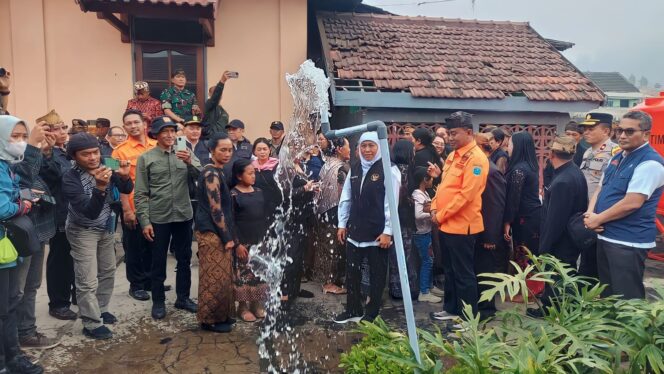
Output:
[228,71,239,79]
[176,136,187,152]
[103,157,120,171]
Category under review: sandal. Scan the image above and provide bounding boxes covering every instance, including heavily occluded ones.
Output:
[322,284,347,295]
[240,309,257,322]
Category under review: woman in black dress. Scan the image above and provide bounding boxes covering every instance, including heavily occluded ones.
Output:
[388,140,419,299]
[230,158,269,322]
[503,131,541,256]
[252,138,282,226]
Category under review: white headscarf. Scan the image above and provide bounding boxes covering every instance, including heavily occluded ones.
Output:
[0,115,29,164]
[358,131,381,175]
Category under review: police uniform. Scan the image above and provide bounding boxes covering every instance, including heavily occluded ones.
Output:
[580,139,619,198]
[431,113,489,318]
[579,113,619,198]
[577,113,618,279]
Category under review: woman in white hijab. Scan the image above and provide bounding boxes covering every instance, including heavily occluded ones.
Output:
[334,131,401,324]
[0,115,44,374]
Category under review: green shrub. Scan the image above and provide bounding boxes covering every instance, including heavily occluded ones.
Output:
[340,254,664,373]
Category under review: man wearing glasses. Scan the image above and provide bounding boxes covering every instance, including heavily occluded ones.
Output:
[577,112,619,279]
[101,126,127,157]
[585,111,664,300]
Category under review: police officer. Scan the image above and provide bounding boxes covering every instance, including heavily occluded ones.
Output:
[585,111,664,300]
[579,113,619,198]
[429,111,489,327]
[528,136,588,317]
[578,112,619,279]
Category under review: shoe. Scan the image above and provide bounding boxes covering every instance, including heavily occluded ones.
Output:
[164,285,172,292]
[152,303,166,320]
[526,308,545,319]
[333,311,363,324]
[101,312,117,325]
[18,332,60,349]
[6,354,43,374]
[0,367,7,374]
[200,323,232,333]
[129,289,150,301]
[451,322,469,332]
[82,325,113,340]
[174,298,198,313]
[361,314,377,323]
[430,311,459,321]
[49,307,77,320]
[298,290,314,299]
[418,292,442,304]
[430,286,444,297]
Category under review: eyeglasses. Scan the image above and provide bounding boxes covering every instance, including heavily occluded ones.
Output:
[615,128,642,136]
[110,134,127,138]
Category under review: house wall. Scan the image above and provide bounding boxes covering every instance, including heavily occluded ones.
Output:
[1,0,308,142]
[351,108,572,134]
[208,0,307,141]
[2,0,132,126]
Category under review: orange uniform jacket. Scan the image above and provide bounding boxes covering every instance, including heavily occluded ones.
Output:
[432,140,489,235]
[112,137,157,212]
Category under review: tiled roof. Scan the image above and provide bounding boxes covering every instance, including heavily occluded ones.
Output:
[318,12,604,102]
[78,0,216,9]
[584,72,640,93]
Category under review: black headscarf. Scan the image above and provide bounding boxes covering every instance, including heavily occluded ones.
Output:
[507,131,539,175]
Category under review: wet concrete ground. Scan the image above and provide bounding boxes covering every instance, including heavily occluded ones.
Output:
[28,240,664,373]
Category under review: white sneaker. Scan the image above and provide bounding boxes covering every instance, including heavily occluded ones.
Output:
[430,286,444,297]
[430,310,459,321]
[451,322,469,332]
[418,292,442,304]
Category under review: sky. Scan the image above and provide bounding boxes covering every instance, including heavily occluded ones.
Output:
[363,0,664,87]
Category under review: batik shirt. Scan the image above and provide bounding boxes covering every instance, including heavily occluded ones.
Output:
[126,97,163,125]
[160,86,197,119]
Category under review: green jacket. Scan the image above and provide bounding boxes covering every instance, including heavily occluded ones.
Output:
[134,147,201,227]
[203,82,229,137]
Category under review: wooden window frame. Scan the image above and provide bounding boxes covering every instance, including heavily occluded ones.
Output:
[134,42,205,108]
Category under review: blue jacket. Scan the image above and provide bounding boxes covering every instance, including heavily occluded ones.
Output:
[595,144,664,245]
[0,161,21,268]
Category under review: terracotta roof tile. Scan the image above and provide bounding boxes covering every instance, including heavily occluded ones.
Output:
[319,12,603,102]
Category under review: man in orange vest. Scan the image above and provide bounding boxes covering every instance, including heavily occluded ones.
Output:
[429,111,489,328]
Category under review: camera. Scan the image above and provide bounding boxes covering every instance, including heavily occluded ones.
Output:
[0,68,6,77]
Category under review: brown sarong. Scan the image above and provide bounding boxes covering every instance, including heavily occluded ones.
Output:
[196,231,234,324]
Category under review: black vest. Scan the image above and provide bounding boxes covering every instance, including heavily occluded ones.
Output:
[348,161,387,242]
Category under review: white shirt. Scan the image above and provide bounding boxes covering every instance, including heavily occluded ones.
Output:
[598,142,664,248]
[337,164,401,247]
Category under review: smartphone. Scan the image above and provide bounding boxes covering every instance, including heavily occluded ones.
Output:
[20,189,36,201]
[176,136,187,152]
[0,68,6,77]
[103,157,120,171]
[228,71,239,79]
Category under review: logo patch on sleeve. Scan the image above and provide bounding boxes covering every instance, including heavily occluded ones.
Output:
[472,166,482,176]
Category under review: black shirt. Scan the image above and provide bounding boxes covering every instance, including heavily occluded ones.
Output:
[480,162,506,246]
[231,187,267,245]
[539,161,588,260]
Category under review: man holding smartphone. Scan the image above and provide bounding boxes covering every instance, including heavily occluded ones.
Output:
[202,71,235,138]
[112,110,157,301]
[134,116,201,320]
[62,133,132,340]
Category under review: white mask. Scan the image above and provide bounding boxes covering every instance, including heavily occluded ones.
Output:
[6,141,27,161]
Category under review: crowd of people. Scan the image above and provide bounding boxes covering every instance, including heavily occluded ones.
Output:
[1,66,663,373]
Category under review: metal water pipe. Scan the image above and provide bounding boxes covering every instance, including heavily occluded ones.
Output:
[320,110,422,364]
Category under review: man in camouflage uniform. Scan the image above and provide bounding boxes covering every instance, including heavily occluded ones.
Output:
[160,69,200,124]
[578,112,619,279]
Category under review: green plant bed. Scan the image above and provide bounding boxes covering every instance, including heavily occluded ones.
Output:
[340,254,664,373]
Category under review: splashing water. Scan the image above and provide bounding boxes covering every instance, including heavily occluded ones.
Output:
[249,60,330,373]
